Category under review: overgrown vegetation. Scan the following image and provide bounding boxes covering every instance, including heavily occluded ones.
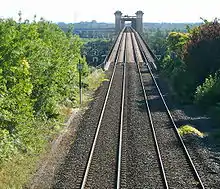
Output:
[143,26,191,57]
[0,15,106,187]
[159,19,220,135]
[160,19,220,101]
[143,28,168,56]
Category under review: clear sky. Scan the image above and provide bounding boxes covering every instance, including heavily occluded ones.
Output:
[0,0,219,23]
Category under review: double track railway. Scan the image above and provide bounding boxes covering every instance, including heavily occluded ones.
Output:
[54,27,205,189]
[77,27,205,188]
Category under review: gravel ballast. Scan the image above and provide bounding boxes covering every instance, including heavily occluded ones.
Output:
[126,62,164,188]
[140,64,199,188]
[154,72,220,189]
[82,63,123,188]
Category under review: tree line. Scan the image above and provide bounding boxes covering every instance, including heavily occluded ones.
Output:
[145,19,220,134]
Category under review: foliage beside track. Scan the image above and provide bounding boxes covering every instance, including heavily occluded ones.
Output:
[0,17,106,187]
[159,19,220,130]
[82,38,112,66]
[178,125,204,137]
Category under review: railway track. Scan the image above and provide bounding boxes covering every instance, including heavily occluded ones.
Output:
[80,27,205,188]
[54,27,205,189]
[130,27,205,188]
[79,28,128,189]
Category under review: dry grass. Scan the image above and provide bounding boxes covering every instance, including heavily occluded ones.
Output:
[85,69,108,91]
[59,105,74,117]
[0,153,40,189]
[75,68,108,107]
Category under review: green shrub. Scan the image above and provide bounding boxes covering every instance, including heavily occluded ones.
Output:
[84,69,107,91]
[178,125,204,137]
[167,32,190,57]
[0,17,107,187]
[183,20,220,95]
[0,18,86,163]
[160,20,220,102]
[194,74,220,107]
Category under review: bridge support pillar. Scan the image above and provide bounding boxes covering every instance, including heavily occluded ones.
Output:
[135,11,144,33]
[114,11,122,33]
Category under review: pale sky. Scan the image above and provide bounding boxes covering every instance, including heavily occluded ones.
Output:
[0,0,219,23]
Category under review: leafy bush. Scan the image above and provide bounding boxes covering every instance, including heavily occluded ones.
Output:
[167,32,189,57]
[0,17,89,164]
[160,32,189,74]
[159,31,191,101]
[0,16,108,187]
[160,20,220,102]
[194,74,220,107]
[184,20,220,94]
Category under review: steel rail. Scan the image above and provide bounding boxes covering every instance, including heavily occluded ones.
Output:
[133,28,205,189]
[116,29,127,189]
[130,27,169,189]
[80,27,125,189]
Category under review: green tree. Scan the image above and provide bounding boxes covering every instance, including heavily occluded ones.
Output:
[0,17,88,162]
